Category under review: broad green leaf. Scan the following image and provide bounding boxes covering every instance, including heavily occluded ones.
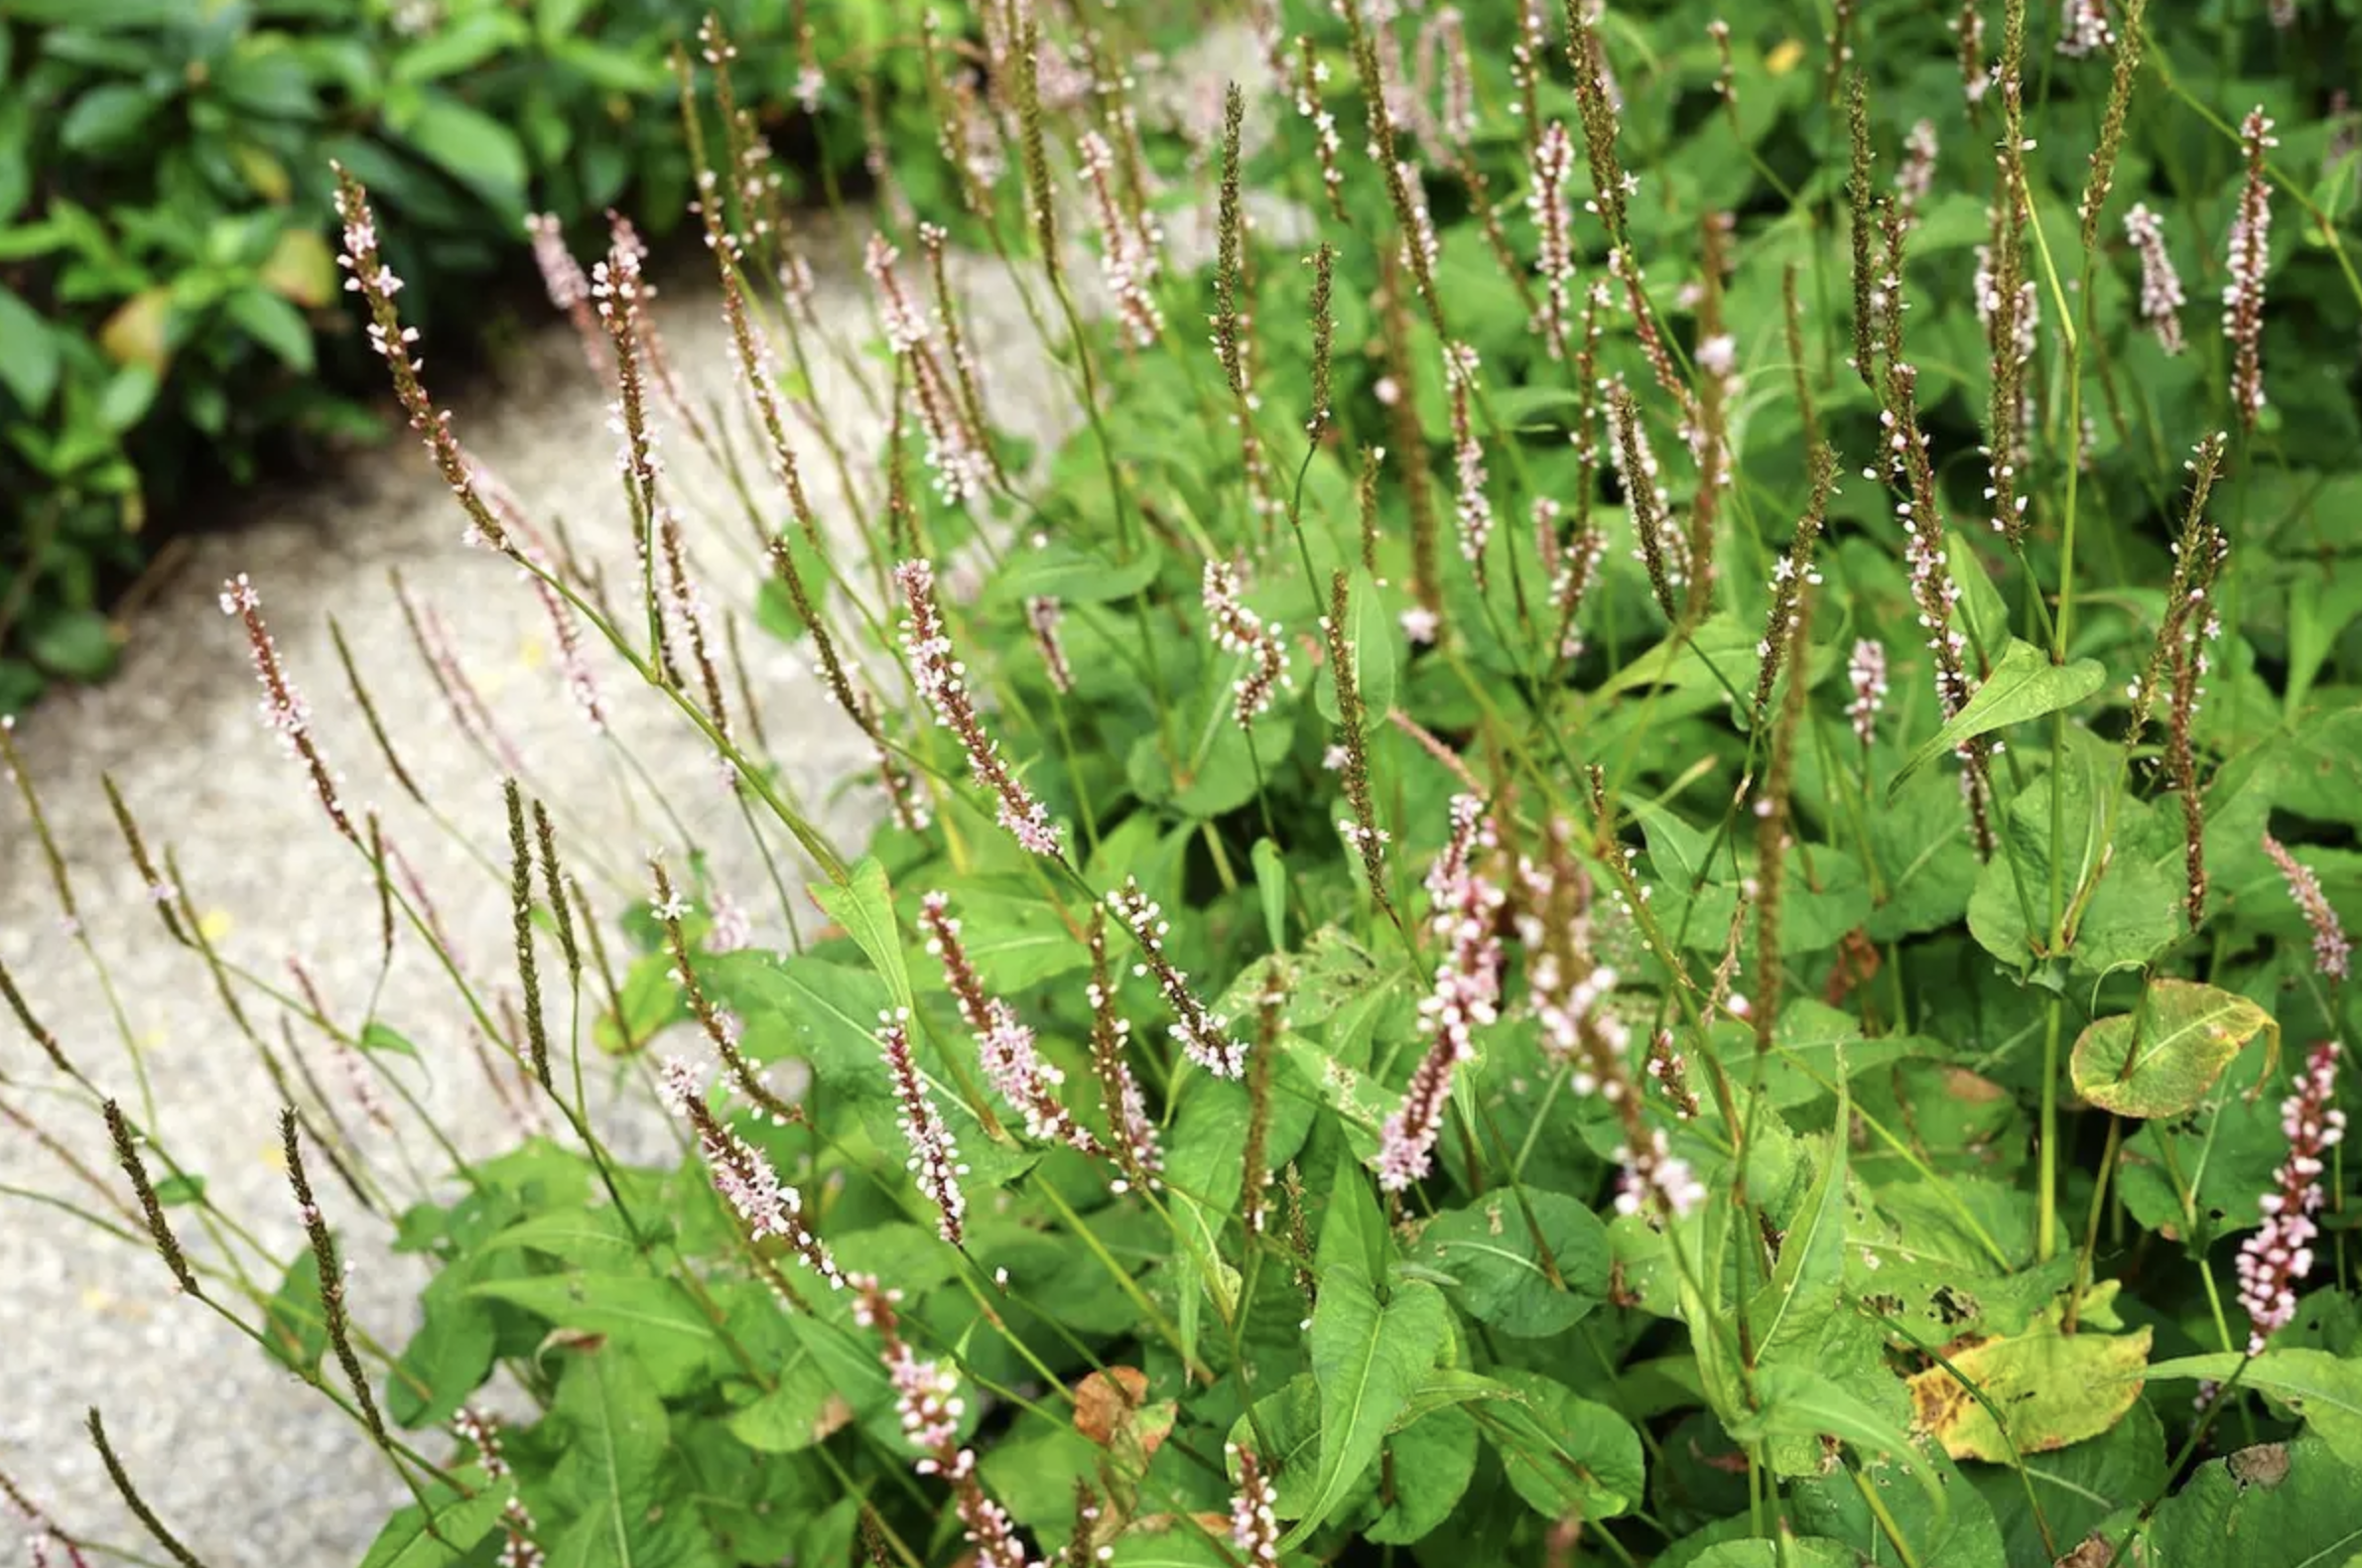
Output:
[2146,1349,2362,1467]
[549,1348,669,1568]
[1478,1369,1644,1519]
[1734,1363,1946,1511]
[0,284,58,409]
[1251,838,1287,951]
[1864,767,1982,940]
[811,857,913,1016]
[1734,1000,1935,1110]
[1905,1301,2152,1462]
[1407,1187,1611,1338]
[728,1345,852,1455]
[393,88,529,215]
[1890,638,2106,796]
[1285,1265,1449,1544]
[480,1208,641,1269]
[927,887,1090,990]
[152,1173,206,1206]
[465,1275,717,1389]
[2141,1435,2362,1568]
[386,1284,497,1429]
[1684,1542,1857,1568]
[1318,1156,1390,1282]
[1967,740,2181,978]
[356,1481,505,1568]
[1784,1437,2004,1568]
[1365,1409,1477,1545]
[1749,1093,1847,1365]
[2069,978,2279,1118]
[593,950,686,1056]
[1966,1399,2165,1566]
[989,538,1162,604]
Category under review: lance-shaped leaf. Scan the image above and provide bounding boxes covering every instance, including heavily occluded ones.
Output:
[1748,1077,1850,1365]
[1281,1264,1449,1545]
[1732,1363,1946,1514]
[810,856,912,1015]
[2069,978,2279,1119]
[2146,1349,2362,1468]
[1889,638,2106,797]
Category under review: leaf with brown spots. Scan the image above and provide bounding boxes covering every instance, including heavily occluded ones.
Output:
[1907,1300,2151,1462]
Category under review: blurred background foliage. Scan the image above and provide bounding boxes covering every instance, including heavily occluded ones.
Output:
[0,0,957,711]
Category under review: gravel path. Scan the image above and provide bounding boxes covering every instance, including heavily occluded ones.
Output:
[0,217,1066,1565]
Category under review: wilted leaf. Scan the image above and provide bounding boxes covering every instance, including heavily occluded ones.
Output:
[98,288,172,374]
[1907,1303,2151,1462]
[2069,979,2278,1119]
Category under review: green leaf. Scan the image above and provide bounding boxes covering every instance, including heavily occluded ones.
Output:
[391,10,528,82]
[726,1343,848,1454]
[1750,1091,1848,1365]
[60,82,160,155]
[27,609,120,681]
[2142,1435,2362,1568]
[0,283,58,409]
[465,1275,717,1390]
[1365,1409,1478,1544]
[2069,979,2279,1119]
[151,1173,205,1206]
[1734,1363,1946,1511]
[392,89,529,216]
[549,1347,670,1568]
[1317,566,1397,724]
[1478,1369,1645,1519]
[1890,639,2107,797]
[360,1022,421,1058]
[1905,1303,2152,1463]
[1683,1542,1858,1568]
[1286,1264,1449,1544]
[1251,838,1287,952]
[1317,1157,1389,1283]
[811,857,912,1016]
[261,1245,328,1374]
[1407,1188,1612,1338]
[990,538,1162,604]
[1966,1399,2165,1566]
[225,287,315,372]
[386,1284,497,1429]
[357,1483,506,1568]
[2146,1350,2362,1467]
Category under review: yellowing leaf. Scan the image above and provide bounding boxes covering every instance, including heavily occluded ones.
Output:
[198,908,234,942]
[1908,1304,2151,1461]
[1767,39,1806,74]
[2070,979,2279,1119]
[259,227,336,307]
[98,288,173,374]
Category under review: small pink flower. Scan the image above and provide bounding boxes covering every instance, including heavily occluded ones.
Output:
[2126,202,2187,355]
[1375,795,1504,1190]
[1109,878,1246,1078]
[897,560,1062,857]
[1228,1444,1280,1566]
[2237,1043,2345,1354]
[2225,107,2278,427]
[877,1009,968,1244]
[2264,834,2351,981]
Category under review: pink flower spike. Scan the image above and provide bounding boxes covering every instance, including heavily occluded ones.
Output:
[1228,1444,1281,1567]
[2224,107,2277,428]
[1109,877,1247,1078]
[2237,1043,2345,1355]
[219,574,353,842]
[656,1057,843,1288]
[877,1009,968,1244]
[2263,834,2351,981]
[896,560,1063,857]
[2125,203,2186,356]
[1374,795,1505,1191]
[1202,560,1290,728]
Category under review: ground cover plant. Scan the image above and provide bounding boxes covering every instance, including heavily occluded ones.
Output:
[0,0,959,708]
[9,0,2362,1564]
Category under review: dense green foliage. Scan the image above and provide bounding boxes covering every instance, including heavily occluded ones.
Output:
[13,1,2362,1566]
[0,0,951,710]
